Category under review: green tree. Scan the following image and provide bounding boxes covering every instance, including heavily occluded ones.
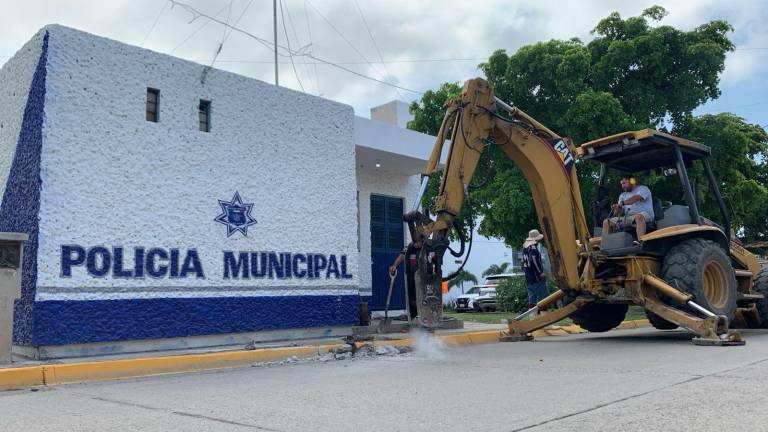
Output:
[407,82,462,135]
[409,6,739,246]
[447,269,478,293]
[482,262,511,277]
[678,113,768,241]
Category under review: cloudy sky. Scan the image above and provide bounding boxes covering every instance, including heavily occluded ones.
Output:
[2,0,767,122]
[2,0,767,284]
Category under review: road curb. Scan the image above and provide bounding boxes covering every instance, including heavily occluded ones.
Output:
[0,319,651,391]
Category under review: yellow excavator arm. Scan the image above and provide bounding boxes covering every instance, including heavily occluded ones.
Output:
[404,78,755,346]
[405,78,591,327]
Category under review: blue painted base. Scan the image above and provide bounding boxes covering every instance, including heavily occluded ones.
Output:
[19,295,360,346]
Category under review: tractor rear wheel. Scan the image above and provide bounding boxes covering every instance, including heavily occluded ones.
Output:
[571,303,628,333]
[661,238,737,321]
[754,268,768,328]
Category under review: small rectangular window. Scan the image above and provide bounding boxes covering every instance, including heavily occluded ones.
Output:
[146,88,159,122]
[199,100,211,132]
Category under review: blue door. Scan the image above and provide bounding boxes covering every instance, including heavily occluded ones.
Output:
[370,195,405,311]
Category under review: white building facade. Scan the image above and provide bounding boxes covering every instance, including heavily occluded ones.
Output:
[0,25,434,357]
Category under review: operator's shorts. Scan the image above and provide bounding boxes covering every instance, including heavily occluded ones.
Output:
[608,211,651,228]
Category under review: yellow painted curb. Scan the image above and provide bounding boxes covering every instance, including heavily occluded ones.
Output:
[0,320,650,391]
[617,319,650,330]
[0,366,44,390]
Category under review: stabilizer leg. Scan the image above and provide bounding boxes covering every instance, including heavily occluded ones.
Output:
[644,297,744,346]
[502,294,587,342]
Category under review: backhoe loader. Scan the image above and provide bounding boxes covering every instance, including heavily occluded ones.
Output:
[405,78,768,345]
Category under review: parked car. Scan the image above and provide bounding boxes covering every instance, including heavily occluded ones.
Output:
[474,287,498,312]
[454,285,494,312]
[474,272,525,312]
[454,272,525,312]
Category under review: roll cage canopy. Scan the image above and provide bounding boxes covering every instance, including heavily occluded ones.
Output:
[577,128,729,242]
[577,129,710,172]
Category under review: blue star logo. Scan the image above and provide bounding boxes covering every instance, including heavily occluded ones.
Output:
[214,191,257,237]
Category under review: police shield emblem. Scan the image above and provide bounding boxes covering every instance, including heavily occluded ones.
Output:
[215,191,257,237]
[227,207,246,225]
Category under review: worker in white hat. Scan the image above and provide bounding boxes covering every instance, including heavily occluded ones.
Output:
[522,229,548,313]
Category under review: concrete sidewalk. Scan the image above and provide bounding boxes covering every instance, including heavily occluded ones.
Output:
[0,319,649,391]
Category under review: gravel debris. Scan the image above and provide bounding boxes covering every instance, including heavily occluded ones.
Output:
[251,343,412,367]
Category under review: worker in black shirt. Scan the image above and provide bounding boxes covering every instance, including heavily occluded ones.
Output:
[521,229,548,311]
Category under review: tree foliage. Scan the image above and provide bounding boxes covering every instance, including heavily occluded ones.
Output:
[407,6,768,245]
[495,276,528,312]
[679,114,768,241]
[407,82,462,135]
[482,262,511,277]
[447,269,478,290]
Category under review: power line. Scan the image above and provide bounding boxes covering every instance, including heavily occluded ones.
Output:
[279,0,305,92]
[353,0,401,99]
[304,0,394,93]
[283,0,319,94]
[220,1,255,53]
[169,2,233,54]
[201,0,254,83]
[221,0,233,44]
[303,0,321,95]
[188,57,487,65]
[200,0,234,83]
[169,0,423,94]
[141,1,169,47]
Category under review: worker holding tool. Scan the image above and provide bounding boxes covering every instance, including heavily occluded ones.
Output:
[389,242,421,322]
[388,247,408,275]
[522,229,548,313]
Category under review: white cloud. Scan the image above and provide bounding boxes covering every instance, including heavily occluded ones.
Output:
[1,0,766,115]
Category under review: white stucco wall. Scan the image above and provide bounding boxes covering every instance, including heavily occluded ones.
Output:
[0,30,45,194]
[356,167,421,294]
[34,25,359,301]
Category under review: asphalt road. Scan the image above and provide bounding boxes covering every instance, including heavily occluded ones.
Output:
[3,328,768,432]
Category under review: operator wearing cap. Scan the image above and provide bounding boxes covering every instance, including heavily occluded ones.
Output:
[602,175,655,238]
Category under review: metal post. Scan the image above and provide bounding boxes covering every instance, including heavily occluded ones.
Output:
[688,300,716,318]
[494,96,514,113]
[673,144,700,224]
[412,176,430,212]
[598,163,608,186]
[702,158,731,241]
[273,0,278,86]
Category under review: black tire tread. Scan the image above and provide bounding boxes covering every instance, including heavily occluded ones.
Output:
[571,303,628,333]
[644,310,678,330]
[754,268,768,328]
[661,238,737,320]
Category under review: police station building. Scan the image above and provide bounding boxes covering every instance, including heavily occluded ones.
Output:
[0,25,435,358]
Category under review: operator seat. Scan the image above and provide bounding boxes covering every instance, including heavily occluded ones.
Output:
[600,198,665,252]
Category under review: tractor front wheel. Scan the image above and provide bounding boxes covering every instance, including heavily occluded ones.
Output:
[571,303,628,333]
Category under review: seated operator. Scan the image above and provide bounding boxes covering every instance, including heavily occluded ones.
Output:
[602,175,655,238]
